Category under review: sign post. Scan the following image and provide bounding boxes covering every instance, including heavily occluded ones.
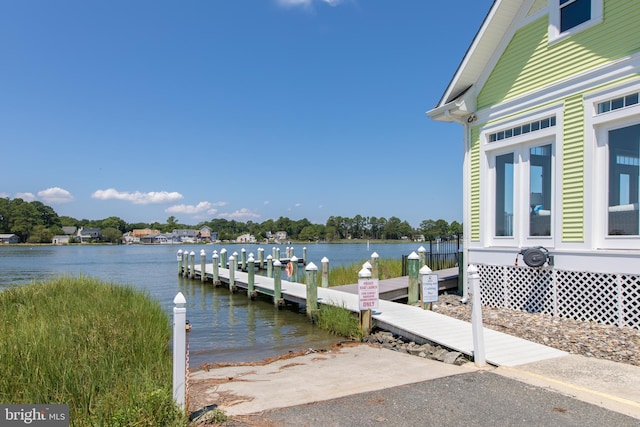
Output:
[420,265,438,310]
[358,266,378,335]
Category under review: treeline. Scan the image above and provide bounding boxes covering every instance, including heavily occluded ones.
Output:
[0,197,462,243]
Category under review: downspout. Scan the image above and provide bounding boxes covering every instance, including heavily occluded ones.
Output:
[444,110,473,304]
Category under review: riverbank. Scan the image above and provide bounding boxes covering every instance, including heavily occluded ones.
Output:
[0,276,185,426]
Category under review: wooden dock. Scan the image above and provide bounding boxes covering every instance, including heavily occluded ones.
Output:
[190,264,567,367]
[330,267,460,301]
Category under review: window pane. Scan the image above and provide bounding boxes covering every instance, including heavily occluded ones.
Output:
[626,93,639,106]
[611,97,624,110]
[561,0,591,32]
[608,124,640,236]
[530,144,552,236]
[496,153,514,237]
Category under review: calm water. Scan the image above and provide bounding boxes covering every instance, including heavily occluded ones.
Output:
[0,242,423,368]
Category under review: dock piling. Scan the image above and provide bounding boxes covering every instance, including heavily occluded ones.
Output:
[321,257,329,288]
[212,252,220,286]
[228,255,236,292]
[273,260,284,307]
[247,255,256,299]
[370,252,379,280]
[407,251,419,305]
[305,262,318,319]
[189,251,195,279]
[200,249,206,282]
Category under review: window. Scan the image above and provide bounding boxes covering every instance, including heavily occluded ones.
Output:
[607,124,639,236]
[529,145,552,236]
[549,0,602,42]
[490,143,554,240]
[589,83,640,249]
[483,107,561,247]
[496,153,514,237]
[560,0,591,33]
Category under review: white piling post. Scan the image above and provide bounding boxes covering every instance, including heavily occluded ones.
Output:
[172,292,187,410]
[370,252,379,280]
[321,256,329,288]
[177,249,183,275]
[200,249,206,282]
[212,252,220,285]
[469,265,486,367]
[418,246,427,266]
[189,251,195,278]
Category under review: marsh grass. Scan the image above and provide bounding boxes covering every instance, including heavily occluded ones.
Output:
[327,258,403,287]
[0,275,185,426]
[314,303,365,341]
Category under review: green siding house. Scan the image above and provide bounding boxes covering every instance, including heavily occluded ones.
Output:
[428,0,640,328]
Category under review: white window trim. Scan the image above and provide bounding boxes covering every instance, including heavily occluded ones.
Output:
[586,82,640,250]
[548,0,603,44]
[480,106,563,249]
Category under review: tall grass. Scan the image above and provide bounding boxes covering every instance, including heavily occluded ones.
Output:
[0,276,185,426]
[327,258,403,287]
[314,303,364,341]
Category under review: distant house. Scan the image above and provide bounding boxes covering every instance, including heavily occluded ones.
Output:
[198,226,212,242]
[236,233,256,243]
[274,231,288,242]
[78,227,102,243]
[172,229,197,243]
[62,226,77,236]
[140,233,173,244]
[52,235,71,245]
[0,234,20,244]
[132,228,160,238]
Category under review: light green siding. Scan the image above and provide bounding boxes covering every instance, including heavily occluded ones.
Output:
[562,95,585,242]
[470,127,480,241]
[478,0,640,110]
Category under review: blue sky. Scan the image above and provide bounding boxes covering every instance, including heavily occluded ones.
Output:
[1,0,492,228]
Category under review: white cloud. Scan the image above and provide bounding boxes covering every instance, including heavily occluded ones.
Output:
[0,192,9,199]
[92,188,183,204]
[217,208,261,220]
[15,192,36,202]
[276,0,343,8]
[38,187,74,204]
[165,201,219,216]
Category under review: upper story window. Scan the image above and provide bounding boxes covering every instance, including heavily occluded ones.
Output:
[549,0,602,42]
[489,116,556,143]
[560,0,591,32]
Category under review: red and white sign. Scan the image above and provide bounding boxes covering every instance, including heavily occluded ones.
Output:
[358,278,379,311]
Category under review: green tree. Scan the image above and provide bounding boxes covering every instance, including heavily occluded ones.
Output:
[26,225,54,243]
[102,227,123,243]
[99,216,128,233]
[449,221,463,235]
[9,199,39,242]
[0,197,10,233]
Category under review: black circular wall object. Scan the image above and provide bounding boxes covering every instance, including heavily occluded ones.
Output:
[519,246,549,267]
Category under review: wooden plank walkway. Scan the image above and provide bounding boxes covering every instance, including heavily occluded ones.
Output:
[330,267,460,301]
[193,264,568,367]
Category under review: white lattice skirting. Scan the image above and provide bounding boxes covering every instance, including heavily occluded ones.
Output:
[477,264,640,330]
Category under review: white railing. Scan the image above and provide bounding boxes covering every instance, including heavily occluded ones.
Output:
[478,264,640,330]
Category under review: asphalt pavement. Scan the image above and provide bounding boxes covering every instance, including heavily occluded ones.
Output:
[189,343,640,426]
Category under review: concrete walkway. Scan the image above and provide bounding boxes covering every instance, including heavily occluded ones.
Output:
[189,343,640,422]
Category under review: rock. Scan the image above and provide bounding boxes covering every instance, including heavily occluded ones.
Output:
[443,351,462,364]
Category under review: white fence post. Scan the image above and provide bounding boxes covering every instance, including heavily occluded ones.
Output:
[173,292,187,410]
[469,265,486,367]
